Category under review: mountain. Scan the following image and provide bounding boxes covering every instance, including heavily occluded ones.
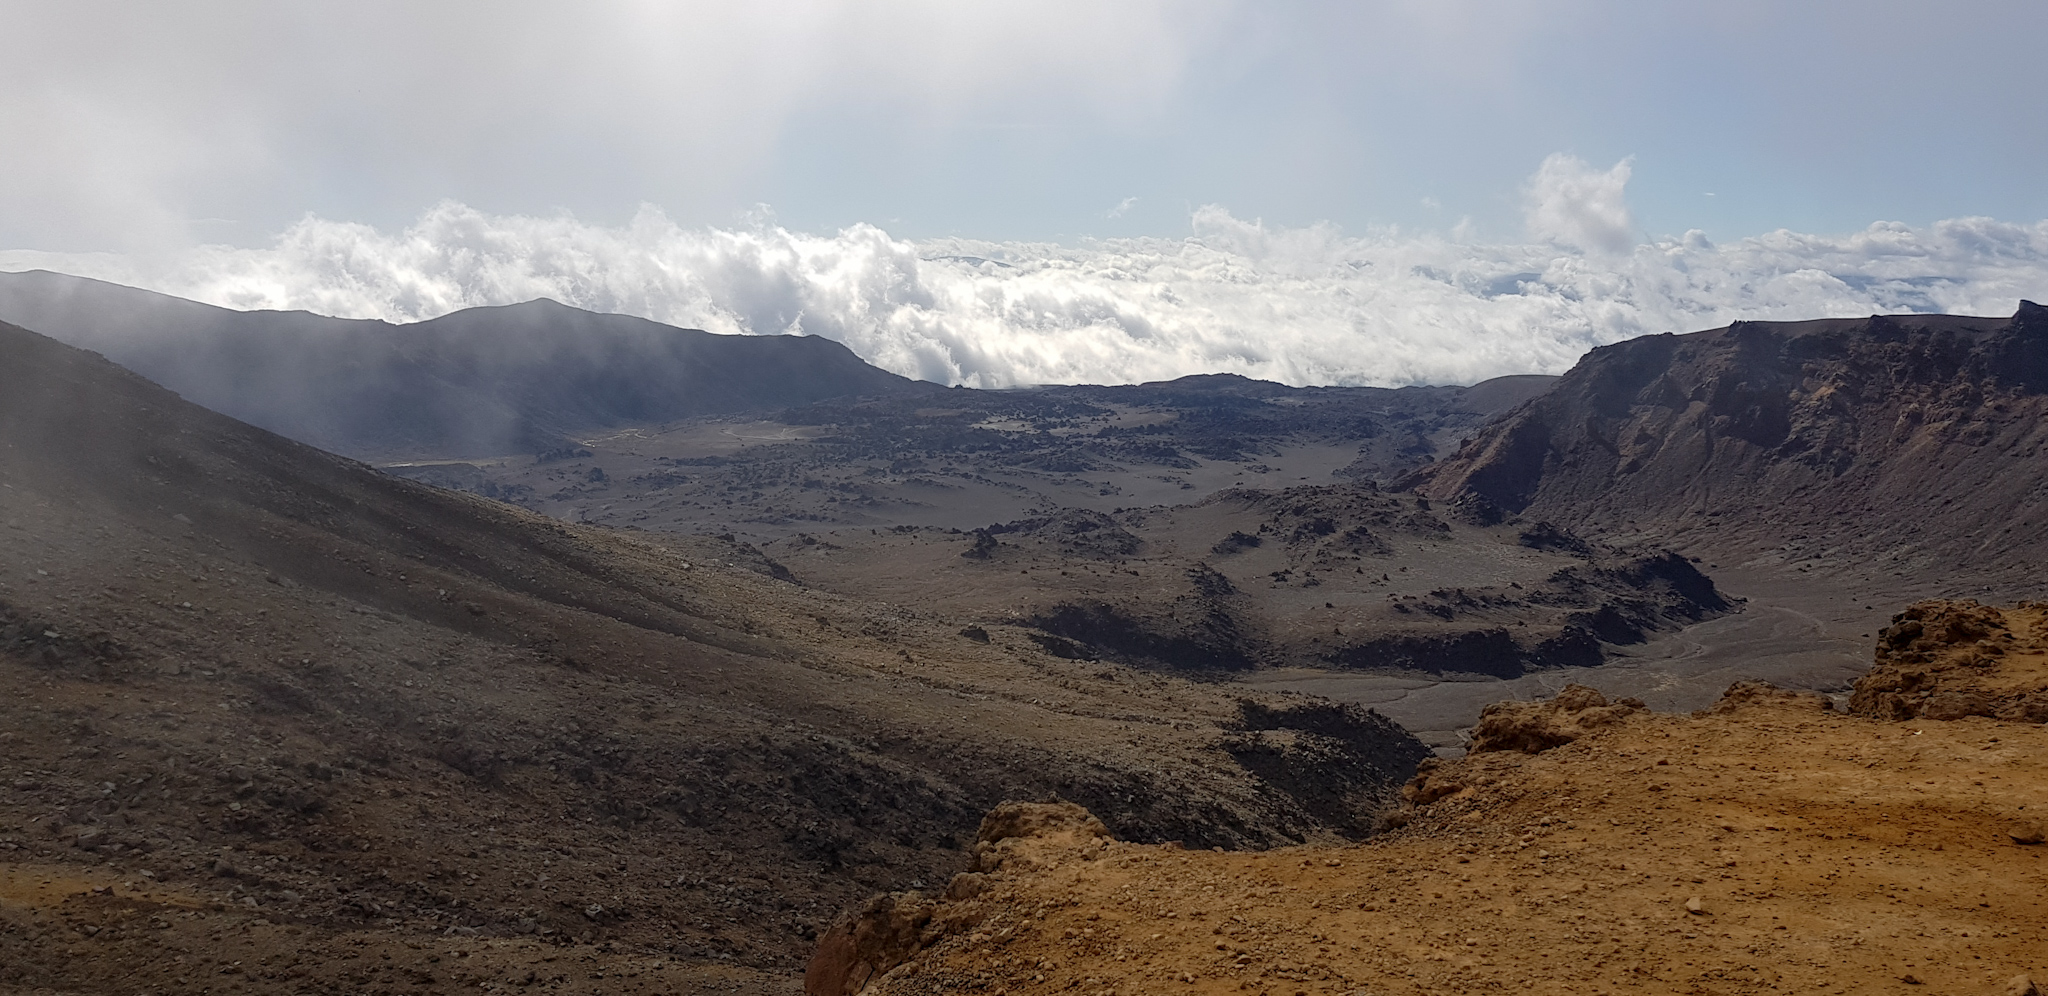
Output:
[1408,303,2048,595]
[0,319,1426,992]
[0,269,928,459]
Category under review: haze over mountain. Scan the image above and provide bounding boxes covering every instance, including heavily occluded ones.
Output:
[0,269,924,459]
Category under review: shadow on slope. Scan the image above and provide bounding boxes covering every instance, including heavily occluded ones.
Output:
[0,320,1426,989]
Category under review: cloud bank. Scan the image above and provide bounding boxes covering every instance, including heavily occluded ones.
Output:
[5,157,2044,389]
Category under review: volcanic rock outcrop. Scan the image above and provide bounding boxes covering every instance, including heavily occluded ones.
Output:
[804,802,1109,996]
[1849,599,2048,722]
[791,486,1731,685]
[1460,683,1646,755]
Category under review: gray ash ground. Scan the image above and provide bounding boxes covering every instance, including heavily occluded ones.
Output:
[377,372,1816,751]
[383,374,1553,538]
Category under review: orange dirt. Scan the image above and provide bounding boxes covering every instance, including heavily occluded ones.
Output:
[1852,600,2048,722]
[831,674,2048,995]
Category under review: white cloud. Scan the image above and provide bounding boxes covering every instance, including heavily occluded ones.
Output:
[5,194,2044,392]
[1525,154,1636,254]
[1107,197,1140,219]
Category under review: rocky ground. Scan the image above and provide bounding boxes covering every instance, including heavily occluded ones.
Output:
[820,601,2048,996]
[11,283,2048,994]
[382,373,1554,538]
[779,488,1731,713]
[382,373,1744,752]
[0,320,1430,994]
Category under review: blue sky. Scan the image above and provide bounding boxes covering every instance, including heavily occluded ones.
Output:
[4,1,2043,251]
[762,2,2048,244]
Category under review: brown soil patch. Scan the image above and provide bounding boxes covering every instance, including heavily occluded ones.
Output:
[840,690,2048,995]
[1852,600,2048,722]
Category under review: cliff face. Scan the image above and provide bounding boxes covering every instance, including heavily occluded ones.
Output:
[1408,303,2048,582]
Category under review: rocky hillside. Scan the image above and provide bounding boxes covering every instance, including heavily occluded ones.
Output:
[0,320,1427,993]
[1409,303,2048,591]
[819,604,2048,995]
[0,269,926,458]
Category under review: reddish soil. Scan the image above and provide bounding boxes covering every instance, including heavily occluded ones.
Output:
[825,606,2048,995]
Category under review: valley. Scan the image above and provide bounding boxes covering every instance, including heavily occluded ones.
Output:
[0,320,1426,992]
[0,278,2045,995]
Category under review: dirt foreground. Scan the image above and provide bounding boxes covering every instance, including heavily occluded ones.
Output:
[826,607,2048,995]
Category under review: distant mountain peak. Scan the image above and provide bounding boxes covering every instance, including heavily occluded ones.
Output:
[0,271,925,459]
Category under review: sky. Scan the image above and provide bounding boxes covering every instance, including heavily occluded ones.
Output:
[2,0,2046,387]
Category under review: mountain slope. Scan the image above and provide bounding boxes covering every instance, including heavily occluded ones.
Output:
[1408,303,2048,593]
[0,269,927,458]
[0,320,1426,991]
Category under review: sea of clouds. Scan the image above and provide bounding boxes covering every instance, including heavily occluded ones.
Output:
[5,156,2044,388]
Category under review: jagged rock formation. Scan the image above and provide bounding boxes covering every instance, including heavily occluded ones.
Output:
[1409,303,2048,585]
[805,802,1107,996]
[1850,599,2048,721]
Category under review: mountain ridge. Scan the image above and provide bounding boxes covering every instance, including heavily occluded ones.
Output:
[1407,303,2048,596]
[0,269,931,459]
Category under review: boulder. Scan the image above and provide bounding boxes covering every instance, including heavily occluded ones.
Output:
[804,891,938,996]
[1700,680,1834,716]
[1850,600,2048,723]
